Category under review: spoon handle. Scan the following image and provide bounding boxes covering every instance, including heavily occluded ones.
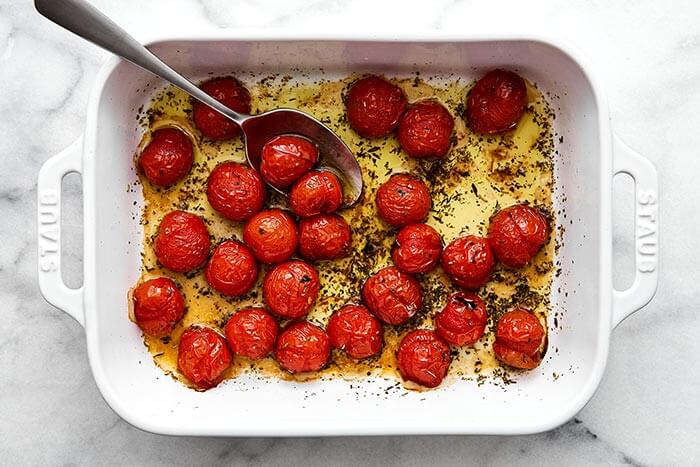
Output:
[35,0,247,125]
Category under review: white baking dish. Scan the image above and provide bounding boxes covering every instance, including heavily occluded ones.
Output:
[37,32,659,436]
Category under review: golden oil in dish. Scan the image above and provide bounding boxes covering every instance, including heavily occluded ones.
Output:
[135,73,556,390]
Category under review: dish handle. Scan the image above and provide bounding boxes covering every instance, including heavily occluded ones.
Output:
[37,136,85,327]
[611,135,659,328]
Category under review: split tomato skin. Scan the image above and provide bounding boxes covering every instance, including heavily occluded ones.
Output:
[275,321,331,374]
[488,203,550,268]
[138,128,193,187]
[496,308,545,355]
[298,214,352,261]
[289,170,343,218]
[193,77,251,140]
[346,75,407,138]
[391,223,442,274]
[398,100,454,159]
[224,307,279,360]
[243,209,299,264]
[263,260,320,320]
[397,329,451,388]
[204,240,259,297]
[441,235,495,290]
[375,174,432,228]
[260,135,319,190]
[434,292,488,346]
[177,326,232,390]
[361,266,422,325]
[466,69,528,134]
[132,277,185,337]
[327,304,384,359]
[207,162,266,222]
[154,210,211,273]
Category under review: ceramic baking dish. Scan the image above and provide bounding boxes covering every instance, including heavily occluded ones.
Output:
[37,32,659,436]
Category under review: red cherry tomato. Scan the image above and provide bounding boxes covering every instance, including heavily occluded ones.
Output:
[260,135,319,189]
[441,235,495,290]
[154,211,210,273]
[361,266,422,325]
[204,240,259,297]
[493,342,541,370]
[466,69,528,134]
[177,326,232,390]
[207,162,266,222]
[375,174,431,227]
[346,75,407,138]
[289,170,343,218]
[224,307,279,360]
[488,204,550,268]
[396,329,451,388]
[392,223,442,274]
[193,77,251,140]
[242,209,298,264]
[398,100,454,159]
[275,321,330,373]
[327,304,383,359]
[298,214,352,261]
[263,260,320,319]
[131,277,185,337]
[434,292,487,346]
[495,308,545,355]
[138,128,193,187]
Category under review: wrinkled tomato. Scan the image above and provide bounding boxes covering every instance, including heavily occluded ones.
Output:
[154,210,210,273]
[396,329,451,388]
[391,223,442,274]
[441,235,495,290]
[242,209,298,264]
[224,307,279,360]
[495,308,545,355]
[375,174,431,228]
[204,240,259,297]
[131,277,185,337]
[466,69,528,134]
[263,260,320,319]
[138,128,193,187]
[298,214,352,261]
[260,135,319,189]
[346,75,407,138]
[434,292,487,346]
[177,326,232,390]
[207,162,266,222]
[488,203,550,268]
[361,266,422,325]
[193,77,251,140]
[327,304,383,359]
[398,100,454,159]
[289,170,343,218]
[275,321,330,373]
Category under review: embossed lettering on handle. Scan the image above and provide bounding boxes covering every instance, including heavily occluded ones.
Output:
[39,190,60,273]
[636,189,657,274]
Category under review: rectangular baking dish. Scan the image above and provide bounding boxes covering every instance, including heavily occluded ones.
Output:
[37,32,659,436]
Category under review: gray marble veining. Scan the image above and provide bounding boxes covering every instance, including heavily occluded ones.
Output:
[1,0,698,465]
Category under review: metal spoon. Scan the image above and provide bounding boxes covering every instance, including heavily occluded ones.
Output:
[35,0,363,206]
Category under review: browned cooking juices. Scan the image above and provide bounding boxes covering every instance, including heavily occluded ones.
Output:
[135,74,556,390]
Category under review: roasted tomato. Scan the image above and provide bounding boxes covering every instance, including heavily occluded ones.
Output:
[346,75,407,138]
[434,292,487,346]
[275,321,330,373]
[207,162,266,222]
[397,329,451,388]
[204,240,258,297]
[131,277,185,337]
[361,266,422,325]
[138,128,193,187]
[224,307,279,360]
[289,170,343,218]
[398,100,454,159]
[493,342,541,370]
[375,174,431,227]
[466,69,528,134]
[298,214,352,261]
[327,304,383,359]
[192,77,251,140]
[154,210,210,273]
[392,223,442,274]
[263,260,320,319]
[177,326,232,390]
[495,308,545,355]
[260,135,318,189]
[488,203,550,268]
[242,209,298,264]
[441,235,495,290]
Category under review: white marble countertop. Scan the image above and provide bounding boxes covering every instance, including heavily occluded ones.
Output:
[1,0,698,465]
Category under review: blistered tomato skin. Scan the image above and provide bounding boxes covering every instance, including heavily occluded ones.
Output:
[224,307,279,360]
[289,171,343,218]
[346,76,407,138]
[132,277,185,337]
[177,326,232,390]
[466,69,528,135]
[327,304,383,359]
[434,292,488,346]
[260,135,319,189]
[275,321,330,373]
[493,342,541,370]
[207,162,266,222]
[361,266,422,325]
[193,77,251,140]
[376,174,431,228]
[139,128,193,187]
[154,211,211,273]
[263,260,320,319]
[441,235,495,290]
[298,214,352,261]
[495,308,545,355]
[488,204,550,268]
[204,240,259,297]
[398,100,454,159]
[392,223,442,274]
[243,209,298,264]
[397,329,451,388]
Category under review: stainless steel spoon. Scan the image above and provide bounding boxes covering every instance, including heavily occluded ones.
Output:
[35,0,363,206]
